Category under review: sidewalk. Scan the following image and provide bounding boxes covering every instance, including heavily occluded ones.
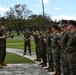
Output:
[0,64,50,75]
[6,48,55,75]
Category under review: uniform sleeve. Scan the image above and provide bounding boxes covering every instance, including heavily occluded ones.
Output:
[57,33,61,42]
[0,30,3,36]
[43,36,46,41]
[73,33,76,45]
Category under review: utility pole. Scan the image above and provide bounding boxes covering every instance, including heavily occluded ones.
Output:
[42,0,45,29]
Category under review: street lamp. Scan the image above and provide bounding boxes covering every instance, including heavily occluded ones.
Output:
[41,0,45,29]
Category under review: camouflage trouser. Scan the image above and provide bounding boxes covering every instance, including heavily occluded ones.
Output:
[61,54,69,75]
[36,45,41,59]
[24,41,31,53]
[60,48,70,75]
[40,46,47,64]
[0,46,6,64]
[52,53,61,74]
[67,53,76,75]
[46,47,54,69]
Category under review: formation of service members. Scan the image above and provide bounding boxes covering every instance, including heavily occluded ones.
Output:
[33,20,76,75]
[0,20,76,75]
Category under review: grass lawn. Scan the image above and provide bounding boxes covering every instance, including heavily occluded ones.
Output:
[6,38,36,64]
[6,39,36,52]
[5,52,35,64]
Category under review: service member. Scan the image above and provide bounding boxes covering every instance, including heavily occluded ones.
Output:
[60,20,69,75]
[39,29,47,67]
[32,31,41,61]
[23,28,31,55]
[0,24,7,68]
[66,20,76,75]
[45,28,54,72]
[51,25,61,75]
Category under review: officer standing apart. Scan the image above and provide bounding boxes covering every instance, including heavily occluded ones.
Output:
[0,24,7,68]
[23,28,31,55]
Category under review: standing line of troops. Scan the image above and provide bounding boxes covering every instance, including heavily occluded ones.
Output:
[32,20,76,75]
[0,20,76,75]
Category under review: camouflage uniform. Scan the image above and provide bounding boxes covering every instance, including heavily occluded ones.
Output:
[0,29,6,64]
[61,31,70,75]
[66,31,76,75]
[33,34,41,60]
[51,32,61,74]
[40,34,47,65]
[46,33,54,70]
[24,31,31,54]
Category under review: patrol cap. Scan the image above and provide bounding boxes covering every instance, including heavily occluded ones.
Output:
[1,23,6,27]
[47,27,52,33]
[60,19,68,24]
[48,27,52,30]
[40,29,45,31]
[58,26,61,31]
[68,20,76,27]
[51,24,59,30]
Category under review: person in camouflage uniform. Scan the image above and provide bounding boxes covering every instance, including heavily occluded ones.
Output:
[0,24,7,68]
[23,28,31,55]
[32,31,41,62]
[51,25,61,75]
[60,20,69,75]
[39,29,47,67]
[45,28,54,72]
[66,20,76,75]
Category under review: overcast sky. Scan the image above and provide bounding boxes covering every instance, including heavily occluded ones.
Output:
[0,0,76,21]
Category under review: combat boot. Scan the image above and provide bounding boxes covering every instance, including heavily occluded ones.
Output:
[0,63,3,68]
[29,52,31,55]
[52,73,57,75]
[23,52,26,55]
[37,59,41,62]
[47,68,54,72]
[41,63,47,67]
[34,59,41,62]
[2,63,7,66]
[52,73,60,75]
[34,59,38,61]
[45,67,50,70]
[39,62,44,65]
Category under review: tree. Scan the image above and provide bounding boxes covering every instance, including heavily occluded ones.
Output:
[5,4,32,35]
[28,14,52,30]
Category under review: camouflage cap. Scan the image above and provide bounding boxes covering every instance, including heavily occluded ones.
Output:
[1,23,6,27]
[47,27,52,33]
[51,24,59,30]
[40,29,45,31]
[60,19,68,24]
[68,20,76,27]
